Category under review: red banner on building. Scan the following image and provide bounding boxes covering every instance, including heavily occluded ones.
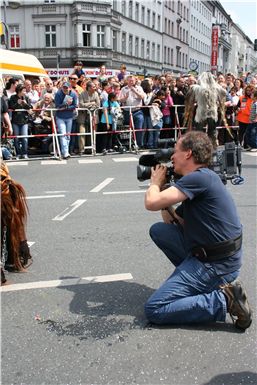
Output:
[211,26,219,71]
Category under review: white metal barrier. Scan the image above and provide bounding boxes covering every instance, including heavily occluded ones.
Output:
[3,105,240,161]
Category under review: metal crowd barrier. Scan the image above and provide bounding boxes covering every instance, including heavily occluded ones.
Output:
[2,105,240,161]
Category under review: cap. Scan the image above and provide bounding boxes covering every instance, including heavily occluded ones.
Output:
[62,81,70,88]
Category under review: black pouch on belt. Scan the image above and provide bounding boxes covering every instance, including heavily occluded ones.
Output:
[192,234,242,262]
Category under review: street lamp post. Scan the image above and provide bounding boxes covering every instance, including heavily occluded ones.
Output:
[2,1,21,49]
[2,1,9,49]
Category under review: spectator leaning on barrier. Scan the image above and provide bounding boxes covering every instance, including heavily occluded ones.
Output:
[9,84,33,160]
[244,89,257,150]
[54,81,78,159]
[33,93,55,128]
[119,75,145,148]
[236,85,253,148]
[68,74,83,155]
[98,92,120,154]
[1,88,13,160]
[77,81,100,155]
[170,77,188,128]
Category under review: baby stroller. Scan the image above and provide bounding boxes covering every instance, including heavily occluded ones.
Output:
[112,107,136,153]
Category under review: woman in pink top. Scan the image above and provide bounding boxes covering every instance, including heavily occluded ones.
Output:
[161,86,174,138]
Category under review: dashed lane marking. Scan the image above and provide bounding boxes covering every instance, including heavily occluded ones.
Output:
[244,152,257,157]
[52,199,87,221]
[27,195,65,200]
[41,160,67,165]
[0,273,133,292]
[90,178,114,193]
[45,191,67,193]
[7,161,28,166]
[103,190,145,195]
[78,159,103,164]
[112,157,138,162]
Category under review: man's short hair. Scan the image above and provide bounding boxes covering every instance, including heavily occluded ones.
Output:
[180,131,213,166]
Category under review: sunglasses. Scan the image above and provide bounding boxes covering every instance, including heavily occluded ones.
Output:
[69,77,77,80]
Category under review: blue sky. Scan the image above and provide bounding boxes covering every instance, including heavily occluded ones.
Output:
[220,0,257,42]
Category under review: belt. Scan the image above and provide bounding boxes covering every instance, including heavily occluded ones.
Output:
[192,234,242,262]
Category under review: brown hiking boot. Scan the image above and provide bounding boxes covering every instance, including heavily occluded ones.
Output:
[220,279,252,331]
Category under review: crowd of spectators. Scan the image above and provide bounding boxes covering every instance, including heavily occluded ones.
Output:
[1,62,257,160]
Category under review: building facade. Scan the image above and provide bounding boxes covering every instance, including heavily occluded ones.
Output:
[188,0,213,74]
[1,0,256,77]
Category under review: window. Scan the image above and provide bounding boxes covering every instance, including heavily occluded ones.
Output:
[152,12,155,29]
[129,35,133,56]
[97,25,105,47]
[146,40,150,59]
[157,44,160,60]
[147,9,151,27]
[141,39,145,58]
[135,3,139,22]
[45,25,56,47]
[157,15,161,31]
[171,48,173,65]
[164,46,167,63]
[44,0,55,3]
[129,1,133,18]
[82,24,91,47]
[135,36,139,56]
[141,6,145,24]
[113,0,118,11]
[9,25,20,48]
[122,32,126,54]
[168,47,170,64]
[152,42,155,61]
[122,0,126,15]
[113,30,117,51]
[171,22,174,36]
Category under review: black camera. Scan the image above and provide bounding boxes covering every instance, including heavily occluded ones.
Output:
[137,139,177,182]
[137,140,243,185]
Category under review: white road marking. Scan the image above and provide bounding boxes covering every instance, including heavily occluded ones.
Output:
[27,195,65,200]
[112,157,138,162]
[41,160,67,165]
[0,273,133,292]
[78,159,103,164]
[52,199,86,221]
[90,178,114,193]
[103,190,145,195]
[45,191,67,193]
[27,242,35,247]
[7,161,28,166]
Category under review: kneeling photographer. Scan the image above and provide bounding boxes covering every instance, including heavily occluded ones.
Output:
[144,131,252,330]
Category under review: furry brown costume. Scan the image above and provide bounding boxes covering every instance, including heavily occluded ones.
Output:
[1,162,32,283]
[184,72,232,147]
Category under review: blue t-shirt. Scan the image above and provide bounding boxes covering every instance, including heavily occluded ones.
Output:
[175,168,242,274]
[101,100,120,125]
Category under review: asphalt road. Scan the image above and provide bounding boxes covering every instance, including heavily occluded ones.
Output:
[2,151,257,385]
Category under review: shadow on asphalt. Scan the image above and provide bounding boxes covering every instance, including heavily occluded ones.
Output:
[37,279,244,340]
[201,371,257,385]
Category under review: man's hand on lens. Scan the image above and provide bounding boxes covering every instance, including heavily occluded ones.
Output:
[150,164,167,188]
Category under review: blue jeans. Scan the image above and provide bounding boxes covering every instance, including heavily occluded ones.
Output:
[56,116,73,156]
[147,119,163,149]
[245,123,257,148]
[124,110,144,147]
[12,123,28,156]
[143,115,153,147]
[144,222,239,325]
[69,119,79,152]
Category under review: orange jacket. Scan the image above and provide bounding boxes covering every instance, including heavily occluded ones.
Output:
[237,95,253,123]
